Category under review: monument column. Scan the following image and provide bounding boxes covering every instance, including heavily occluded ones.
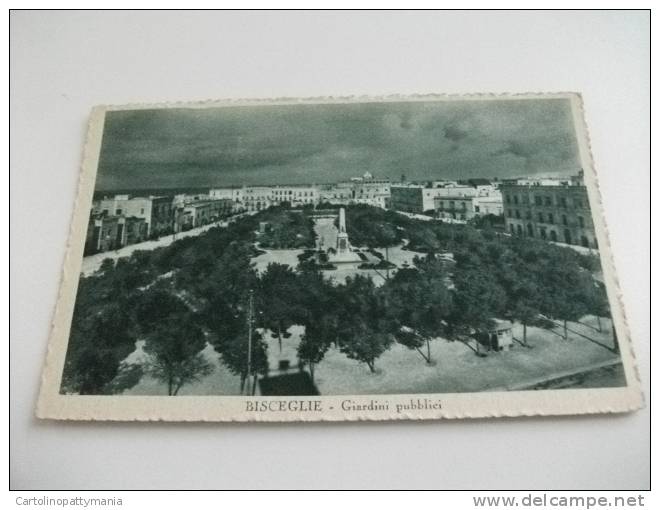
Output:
[336,207,349,253]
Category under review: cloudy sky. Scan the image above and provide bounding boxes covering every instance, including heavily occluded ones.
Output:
[95,98,581,190]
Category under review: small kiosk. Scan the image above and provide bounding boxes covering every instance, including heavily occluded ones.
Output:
[476,319,514,352]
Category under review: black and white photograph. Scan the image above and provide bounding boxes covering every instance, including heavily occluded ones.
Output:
[34,94,641,422]
[12,9,650,493]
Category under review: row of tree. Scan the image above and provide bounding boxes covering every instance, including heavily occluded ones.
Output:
[61,205,612,395]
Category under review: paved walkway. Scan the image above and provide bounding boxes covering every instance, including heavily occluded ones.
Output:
[80,213,255,276]
[313,216,338,250]
[81,222,226,276]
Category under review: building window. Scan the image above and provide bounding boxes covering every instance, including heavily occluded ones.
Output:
[505,195,511,204]
[534,196,542,206]
[549,230,557,242]
[548,213,554,224]
[581,236,589,248]
[560,197,567,208]
[513,195,519,205]
[115,209,122,216]
[540,227,547,240]
[516,225,523,236]
[544,196,552,206]
[562,214,568,226]
[578,216,585,228]
[537,212,544,223]
[515,210,520,219]
[527,224,534,237]
[475,205,480,213]
[525,210,532,220]
[564,229,572,244]
[509,224,515,234]
[507,210,512,218]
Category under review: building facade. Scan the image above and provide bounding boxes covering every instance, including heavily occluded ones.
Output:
[434,195,477,221]
[473,194,504,216]
[209,186,245,207]
[434,190,503,221]
[270,185,319,207]
[390,185,451,214]
[318,182,355,205]
[94,195,174,237]
[317,173,391,208]
[84,214,148,255]
[240,186,272,211]
[181,199,234,229]
[500,174,596,248]
[351,176,391,208]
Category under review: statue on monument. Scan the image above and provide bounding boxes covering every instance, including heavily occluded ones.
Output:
[336,207,350,254]
[325,207,361,266]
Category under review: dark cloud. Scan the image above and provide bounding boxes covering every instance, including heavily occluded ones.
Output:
[95,99,581,190]
[443,125,468,143]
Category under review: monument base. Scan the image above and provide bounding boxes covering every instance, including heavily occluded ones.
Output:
[328,250,363,268]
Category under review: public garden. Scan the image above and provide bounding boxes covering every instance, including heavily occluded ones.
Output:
[60,204,624,397]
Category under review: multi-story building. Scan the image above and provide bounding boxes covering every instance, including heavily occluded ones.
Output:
[84,214,148,255]
[434,195,477,220]
[352,174,391,208]
[181,199,234,228]
[473,194,504,216]
[172,192,213,209]
[209,186,245,205]
[94,195,174,237]
[318,182,354,205]
[500,172,596,248]
[270,185,319,207]
[434,191,504,221]
[241,186,273,211]
[390,185,448,214]
[318,173,391,208]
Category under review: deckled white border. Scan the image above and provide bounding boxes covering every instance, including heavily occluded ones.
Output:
[35,93,644,422]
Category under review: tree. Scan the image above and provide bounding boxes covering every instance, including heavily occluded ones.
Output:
[504,265,542,346]
[102,363,144,394]
[135,287,213,395]
[536,258,593,340]
[382,263,452,364]
[583,280,618,353]
[258,263,303,351]
[60,248,166,395]
[188,242,269,393]
[449,266,507,344]
[258,210,316,249]
[341,205,402,248]
[216,328,268,394]
[337,276,394,373]
[143,316,213,395]
[295,267,339,380]
[297,324,331,383]
[588,281,610,333]
[339,322,393,373]
[61,299,138,395]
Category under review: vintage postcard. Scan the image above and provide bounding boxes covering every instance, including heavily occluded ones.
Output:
[37,93,643,421]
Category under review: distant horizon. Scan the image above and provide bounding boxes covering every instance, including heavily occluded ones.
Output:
[94,171,582,195]
[95,99,582,191]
